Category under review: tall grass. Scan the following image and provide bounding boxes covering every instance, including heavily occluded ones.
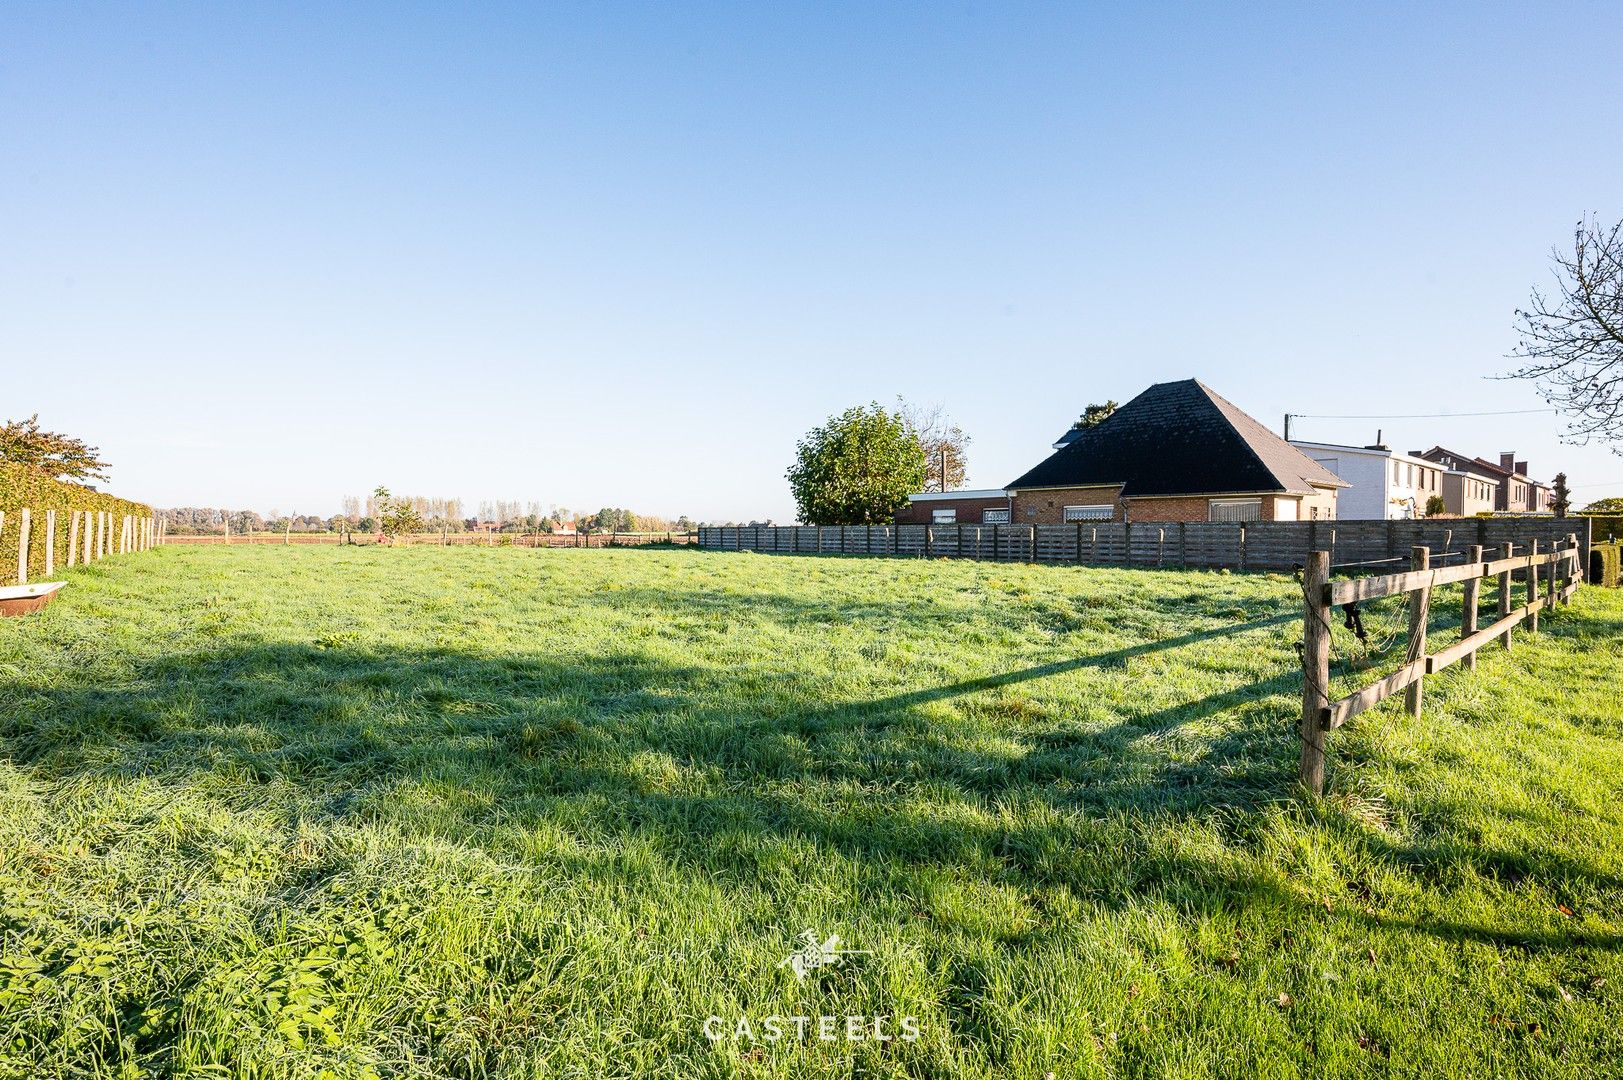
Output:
[1,546,1620,1078]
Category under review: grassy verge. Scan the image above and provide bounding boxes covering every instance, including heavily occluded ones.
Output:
[1,546,1620,1078]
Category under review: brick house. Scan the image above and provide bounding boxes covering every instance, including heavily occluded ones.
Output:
[893,489,1011,525]
[1004,379,1345,524]
[1413,447,1551,513]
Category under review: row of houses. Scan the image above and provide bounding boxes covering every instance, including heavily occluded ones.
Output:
[896,379,1556,527]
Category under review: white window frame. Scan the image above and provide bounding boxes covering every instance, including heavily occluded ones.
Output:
[931,508,956,525]
[1209,498,1262,523]
[981,508,1010,524]
[1062,504,1112,522]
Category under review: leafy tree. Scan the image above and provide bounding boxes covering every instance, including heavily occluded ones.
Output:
[1507,216,1623,451]
[372,486,423,538]
[1582,496,1623,513]
[787,403,927,525]
[0,414,111,481]
[1551,472,1571,518]
[898,399,970,492]
[1424,494,1447,518]
[1072,401,1119,430]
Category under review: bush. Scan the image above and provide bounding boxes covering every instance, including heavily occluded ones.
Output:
[1590,541,1621,589]
[0,462,152,586]
[1581,514,1623,543]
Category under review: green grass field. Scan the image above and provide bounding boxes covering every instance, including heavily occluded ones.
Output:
[2,545,1621,1079]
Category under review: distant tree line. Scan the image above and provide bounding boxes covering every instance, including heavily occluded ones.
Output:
[157,497,698,535]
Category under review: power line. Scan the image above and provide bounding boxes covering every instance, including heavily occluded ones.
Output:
[1288,408,1557,420]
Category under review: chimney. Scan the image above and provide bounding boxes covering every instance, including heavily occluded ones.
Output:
[1499,451,1516,471]
[1515,460,1528,476]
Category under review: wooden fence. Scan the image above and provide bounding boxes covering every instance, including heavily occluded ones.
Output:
[698,518,1592,574]
[0,509,157,586]
[1297,536,1583,795]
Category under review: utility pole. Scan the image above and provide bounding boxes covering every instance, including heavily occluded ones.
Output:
[1283,413,1293,441]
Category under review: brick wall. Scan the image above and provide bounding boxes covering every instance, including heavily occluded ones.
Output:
[1009,485,1124,524]
[1125,496,1212,523]
[893,494,1010,525]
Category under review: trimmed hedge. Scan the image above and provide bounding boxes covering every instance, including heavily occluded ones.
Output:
[1581,515,1623,543]
[0,463,153,587]
[1591,541,1621,589]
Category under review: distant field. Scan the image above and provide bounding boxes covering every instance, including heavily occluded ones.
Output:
[2,546,1621,1078]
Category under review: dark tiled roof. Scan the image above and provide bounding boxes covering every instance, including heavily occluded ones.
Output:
[1417,446,1541,483]
[1007,379,1346,496]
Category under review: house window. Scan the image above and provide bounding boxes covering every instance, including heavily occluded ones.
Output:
[1209,498,1262,522]
[931,508,956,525]
[981,508,1010,524]
[1392,461,1400,484]
[1063,505,1112,522]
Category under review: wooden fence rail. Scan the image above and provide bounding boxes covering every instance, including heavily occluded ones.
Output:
[1298,536,1582,795]
[0,509,157,587]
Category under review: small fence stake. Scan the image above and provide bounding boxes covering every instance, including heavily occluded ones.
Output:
[1405,546,1430,718]
[1498,543,1514,650]
[15,509,28,585]
[1528,539,1541,633]
[1299,551,1331,796]
[1462,544,1483,672]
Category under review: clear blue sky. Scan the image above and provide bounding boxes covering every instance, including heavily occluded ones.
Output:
[4,1,1621,522]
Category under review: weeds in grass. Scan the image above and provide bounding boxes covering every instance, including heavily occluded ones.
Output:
[0,546,1620,1077]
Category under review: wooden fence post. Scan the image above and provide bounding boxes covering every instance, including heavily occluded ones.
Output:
[67,511,79,567]
[1498,543,1514,650]
[1547,539,1559,612]
[1566,532,1579,602]
[1075,522,1084,564]
[1124,520,1133,568]
[1462,544,1483,672]
[1029,524,1036,563]
[1528,539,1540,633]
[1405,546,1430,717]
[1237,524,1246,573]
[44,510,55,576]
[16,509,29,585]
[1300,551,1331,796]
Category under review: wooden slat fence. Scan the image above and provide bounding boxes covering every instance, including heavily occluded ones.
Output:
[1298,536,1584,795]
[699,518,1592,575]
[1,509,158,587]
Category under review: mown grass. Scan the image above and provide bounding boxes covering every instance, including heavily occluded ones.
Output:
[1,545,1621,1079]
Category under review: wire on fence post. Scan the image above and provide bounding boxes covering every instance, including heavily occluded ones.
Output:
[1299,551,1331,796]
[1405,546,1430,718]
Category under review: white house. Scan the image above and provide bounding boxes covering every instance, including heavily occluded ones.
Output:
[1287,439,1447,520]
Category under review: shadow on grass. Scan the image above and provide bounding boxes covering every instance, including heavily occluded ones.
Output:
[3,602,1616,952]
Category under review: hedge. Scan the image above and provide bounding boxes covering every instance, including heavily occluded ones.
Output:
[0,463,153,587]
[1591,541,1622,589]
[1580,515,1623,543]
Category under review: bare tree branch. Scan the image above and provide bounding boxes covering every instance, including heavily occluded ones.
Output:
[1503,215,1623,453]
